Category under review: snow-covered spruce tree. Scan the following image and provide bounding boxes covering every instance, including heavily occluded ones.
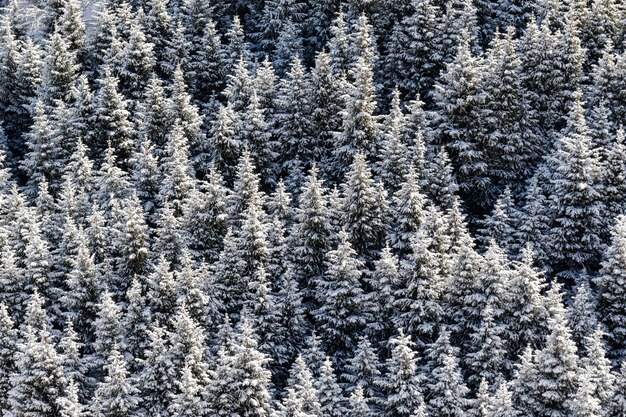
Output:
[423,330,470,417]
[580,328,615,414]
[602,127,626,221]
[595,214,626,356]
[430,30,485,208]
[91,69,134,162]
[234,89,276,187]
[393,229,445,345]
[378,330,425,417]
[384,0,441,98]
[473,28,541,203]
[278,354,320,417]
[347,386,372,417]
[116,16,154,101]
[275,57,315,174]
[0,304,17,412]
[316,356,347,417]
[310,51,344,174]
[389,167,427,256]
[92,348,141,417]
[507,245,551,353]
[314,230,371,357]
[342,335,382,399]
[514,284,580,417]
[545,92,606,274]
[289,164,332,290]
[137,324,177,417]
[340,151,388,259]
[331,56,380,179]
[182,168,229,262]
[208,104,241,183]
[477,187,521,254]
[92,291,123,371]
[377,89,409,191]
[464,304,509,387]
[40,29,80,104]
[208,316,273,417]
[567,278,600,350]
[133,74,171,156]
[609,362,626,416]
[157,122,195,214]
[167,65,205,174]
[7,294,67,417]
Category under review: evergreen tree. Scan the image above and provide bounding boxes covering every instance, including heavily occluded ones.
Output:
[340,151,387,258]
[423,330,470,417]
[209,316,272,417]
[332,56,380,177]
[596,214,626,356]
[92,69,133,161]
[378,330,425,417]
[7,295,67,417]
[343,336,382,399]
[546,92,606,273]
[316,357,346,417]
[314,230,371,356]
[93,348,141,417]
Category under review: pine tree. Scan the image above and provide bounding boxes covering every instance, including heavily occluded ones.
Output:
[122,279,151,366]
[117,17,155,100]
[92,291,123,370]
[347,386,372,417]
[507,246,550,353]
[464,304,509,386]
[389,167,427,255]
[168,65,205,174]
[289,165,332,288]
[474,28,541,202]
[609,362,626,416]
[393,229,445,344]
[169,358,207,417]
[208,104,241,183]
[275,57,315,172]
[602,127,626,220]
[182,169,229,261]
[235,89,276,186]
[567,279,600,349]
[385,0,441,97]
[430,31,485,207]
[310,51,344,174]
[570,369,603,417]
[138,325,177,417]
[40,29,80,104]
[423,147,459,210]
[57,379,85,417]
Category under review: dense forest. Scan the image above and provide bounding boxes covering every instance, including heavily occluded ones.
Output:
[1,0,626,415]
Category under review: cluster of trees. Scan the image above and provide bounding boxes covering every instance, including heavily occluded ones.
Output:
[1,0,626,415]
